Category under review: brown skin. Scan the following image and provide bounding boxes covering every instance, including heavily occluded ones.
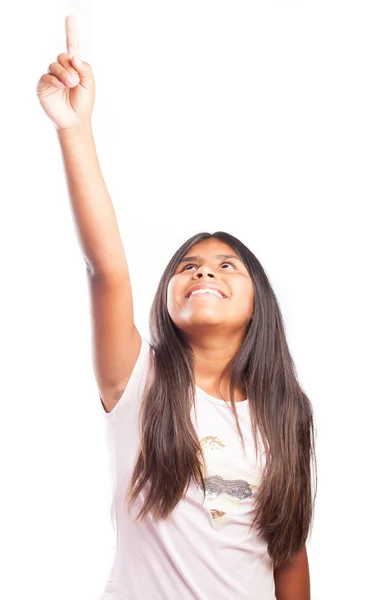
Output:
[274,544,310,600]
[167,238,254,401]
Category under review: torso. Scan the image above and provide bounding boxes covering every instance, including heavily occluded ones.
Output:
[196,381,247,402]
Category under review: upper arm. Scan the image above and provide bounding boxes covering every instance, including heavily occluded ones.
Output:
[87,269,142,413]
[274,544,310,600]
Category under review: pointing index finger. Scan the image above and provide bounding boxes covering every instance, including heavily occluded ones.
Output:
[65,15,80,59]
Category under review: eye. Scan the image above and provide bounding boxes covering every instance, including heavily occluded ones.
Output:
[221,261,237,269]
[181,264,197,271]
[181,261,237,272]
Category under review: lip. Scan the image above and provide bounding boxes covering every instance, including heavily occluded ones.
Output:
[185,283,228,299]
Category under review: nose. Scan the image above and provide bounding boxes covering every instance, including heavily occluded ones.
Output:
[194,265,216,279]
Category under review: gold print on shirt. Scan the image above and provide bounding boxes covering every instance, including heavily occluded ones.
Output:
[201,436,226,450]
[210,509,226,519]
[199,435,263,530]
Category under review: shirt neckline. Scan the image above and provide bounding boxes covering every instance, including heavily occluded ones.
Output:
[195,384,248,407]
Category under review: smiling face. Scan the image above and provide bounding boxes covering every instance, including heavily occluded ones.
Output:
[167,238,254,341]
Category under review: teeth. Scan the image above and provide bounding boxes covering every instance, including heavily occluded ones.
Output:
[189,288,223,298]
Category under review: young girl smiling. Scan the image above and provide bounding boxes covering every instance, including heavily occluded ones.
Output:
[37,15,316,600]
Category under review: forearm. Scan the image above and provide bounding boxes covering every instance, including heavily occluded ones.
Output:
[274,545,310,600]
[57,124,128,278]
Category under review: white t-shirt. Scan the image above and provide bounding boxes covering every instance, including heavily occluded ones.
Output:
[99,336,276,600]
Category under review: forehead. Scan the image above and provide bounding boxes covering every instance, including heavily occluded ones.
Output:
[185,238,236,257]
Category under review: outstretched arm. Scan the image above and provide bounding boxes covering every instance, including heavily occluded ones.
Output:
[37,16,142,410]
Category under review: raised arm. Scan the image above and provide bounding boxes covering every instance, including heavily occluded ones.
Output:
[37,16,142,412]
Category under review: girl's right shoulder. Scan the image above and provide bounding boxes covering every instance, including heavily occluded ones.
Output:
[100,328,153,416]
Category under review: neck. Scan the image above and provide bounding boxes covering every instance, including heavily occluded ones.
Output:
[187,332,246,401]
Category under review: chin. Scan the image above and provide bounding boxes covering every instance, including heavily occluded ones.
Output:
[176,317,226,331]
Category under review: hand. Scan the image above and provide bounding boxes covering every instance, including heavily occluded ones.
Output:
[36,15,95,131]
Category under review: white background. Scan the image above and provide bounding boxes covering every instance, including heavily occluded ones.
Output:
[0,0,368,598]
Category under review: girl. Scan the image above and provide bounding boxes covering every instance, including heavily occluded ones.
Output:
[36,15,316,600]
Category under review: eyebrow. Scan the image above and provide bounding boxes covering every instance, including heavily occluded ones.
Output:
[178,253,243,265]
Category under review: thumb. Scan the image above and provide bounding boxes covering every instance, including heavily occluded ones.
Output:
[71,55,94,88]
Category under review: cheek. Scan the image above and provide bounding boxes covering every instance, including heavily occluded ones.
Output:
[166,278,181,315]
[233,281,254,312]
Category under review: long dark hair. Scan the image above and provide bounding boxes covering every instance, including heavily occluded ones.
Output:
[125,231,317,569]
